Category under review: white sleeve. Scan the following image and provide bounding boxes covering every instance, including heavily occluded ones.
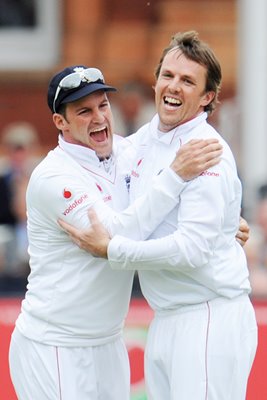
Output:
[95,167,186,239]
[33,166,187,241]
[107,165,236,271]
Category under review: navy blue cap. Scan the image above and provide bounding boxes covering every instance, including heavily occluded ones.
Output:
[47,65,117,113]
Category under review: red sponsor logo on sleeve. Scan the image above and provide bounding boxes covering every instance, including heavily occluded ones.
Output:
[62,194,89,215]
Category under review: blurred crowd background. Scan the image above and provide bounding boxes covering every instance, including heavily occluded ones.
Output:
[0,0,267,299]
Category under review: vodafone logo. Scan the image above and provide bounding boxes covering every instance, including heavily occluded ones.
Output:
[200,170,220,177]
[63,188,72,199]
[62,194,88,215]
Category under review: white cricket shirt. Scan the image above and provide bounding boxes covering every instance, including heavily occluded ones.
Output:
[16,134,185,346]
[108,113,251,312]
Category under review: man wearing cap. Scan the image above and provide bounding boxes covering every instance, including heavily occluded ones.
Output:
[8,65,222,399]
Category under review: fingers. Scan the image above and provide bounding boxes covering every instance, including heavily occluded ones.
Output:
[203,156,221,168]
[58,218,79,236]
[235,237,244,246]
[235,232,248,247]
[236,231,244,241]
[239,216,250,234]
[195,143,223,159]
[171,138,223,181]
[87,207,99,225]
[235,217,250,247]
[58,217,86,249]
[178,140,223,165]
[58,219,82,246]
[191,141,223,167]
[187,138,222,151]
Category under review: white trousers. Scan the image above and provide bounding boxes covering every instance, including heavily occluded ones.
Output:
[145,294,258,400]
[9,328,130,400]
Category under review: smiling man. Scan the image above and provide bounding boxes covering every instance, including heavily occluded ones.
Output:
[56,32,257,400]
[8,64,223,400]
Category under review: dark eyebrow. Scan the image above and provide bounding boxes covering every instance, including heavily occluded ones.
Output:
[160,68,173,75]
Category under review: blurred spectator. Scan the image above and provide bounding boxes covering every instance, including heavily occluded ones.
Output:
[243,184,267,299]
[112,81,155,137]
[258,183,267,202]
[243,224,267,299]
[0,121,40,292]
[255,185,267,268]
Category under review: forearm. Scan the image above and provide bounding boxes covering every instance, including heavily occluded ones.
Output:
[98,167,186,240]
[107,171,230,271]
[107,230,211,271]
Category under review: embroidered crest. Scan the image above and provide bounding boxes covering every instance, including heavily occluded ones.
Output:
[125,174,131,193]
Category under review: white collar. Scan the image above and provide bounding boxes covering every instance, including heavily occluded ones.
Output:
[58,134,115,175]
[149,112,208,144]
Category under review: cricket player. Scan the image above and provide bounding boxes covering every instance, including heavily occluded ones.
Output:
[8,65,222,400]
[59,32,257,400]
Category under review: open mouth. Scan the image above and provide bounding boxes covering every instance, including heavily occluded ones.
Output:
[90,126,108,142]
[163,96,182,108]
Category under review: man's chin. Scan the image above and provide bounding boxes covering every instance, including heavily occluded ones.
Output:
[92,137,112,160]
[95,148,112,160]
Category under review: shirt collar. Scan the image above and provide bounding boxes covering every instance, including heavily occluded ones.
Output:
[58,134,115,175]
[150,112,208,144]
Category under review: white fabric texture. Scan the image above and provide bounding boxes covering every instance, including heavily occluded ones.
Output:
[9,327,130,400]
[145,295,257,400]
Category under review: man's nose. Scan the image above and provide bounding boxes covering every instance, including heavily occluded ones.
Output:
[92,109,105,123]
[168,77,181,92]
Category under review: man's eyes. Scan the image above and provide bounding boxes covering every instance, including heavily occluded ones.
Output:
[162,72,172,78]
[184,78,194,84]
[78,109,89,115]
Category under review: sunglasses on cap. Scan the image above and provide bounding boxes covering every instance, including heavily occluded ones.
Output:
[53,68,105,113]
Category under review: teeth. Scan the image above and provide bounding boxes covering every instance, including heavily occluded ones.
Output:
[90,126,106,133]
[164,96,181,105]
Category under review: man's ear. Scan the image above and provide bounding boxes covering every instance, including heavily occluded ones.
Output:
[53,113,67,131]
[201,91,215,107]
